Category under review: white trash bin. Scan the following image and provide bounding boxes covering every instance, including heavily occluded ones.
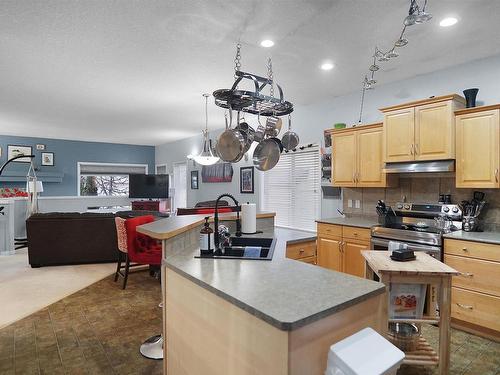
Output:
[325,327,405,375]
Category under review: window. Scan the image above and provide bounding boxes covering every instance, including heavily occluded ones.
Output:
[261,145,320,231]
[78,162,148,196]
[172,163,187,211]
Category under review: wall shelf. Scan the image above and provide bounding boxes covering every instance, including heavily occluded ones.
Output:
[0,171,64,183]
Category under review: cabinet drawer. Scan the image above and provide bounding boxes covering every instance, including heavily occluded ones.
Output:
[298,255,316,265]
[286,241,316,260]
[451,287,500,332]
[445,254,500,297]
[444,239,500,262]
[342,226,371,241]
[317,223,342,238]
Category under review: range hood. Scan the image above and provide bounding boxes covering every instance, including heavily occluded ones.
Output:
[384,160,455,174]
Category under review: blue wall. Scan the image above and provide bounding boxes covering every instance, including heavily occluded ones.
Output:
[0,135,155,196]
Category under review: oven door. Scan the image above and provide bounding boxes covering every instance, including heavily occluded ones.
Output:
[370,237,442,259]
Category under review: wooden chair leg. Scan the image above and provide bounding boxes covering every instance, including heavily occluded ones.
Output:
[114,251,122,282]
[122,254,130,290]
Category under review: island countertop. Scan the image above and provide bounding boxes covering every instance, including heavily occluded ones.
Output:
[138,216,385,331]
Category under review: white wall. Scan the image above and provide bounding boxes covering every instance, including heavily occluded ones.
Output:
[156,54,500,217]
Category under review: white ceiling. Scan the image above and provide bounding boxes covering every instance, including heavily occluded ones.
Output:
[1,0,500,146]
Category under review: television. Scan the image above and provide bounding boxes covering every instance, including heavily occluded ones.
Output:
[129,174,169,199]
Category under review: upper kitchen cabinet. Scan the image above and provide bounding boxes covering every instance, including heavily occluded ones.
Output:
[380,94,466,162]
[331,123,394,187]
[455,105,500,188]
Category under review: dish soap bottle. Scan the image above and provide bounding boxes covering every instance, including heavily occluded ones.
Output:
[199,217,214,256]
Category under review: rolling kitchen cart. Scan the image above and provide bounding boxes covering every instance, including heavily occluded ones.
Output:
[362,251,459,375]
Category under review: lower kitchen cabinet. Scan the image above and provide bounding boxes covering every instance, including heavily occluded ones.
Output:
[317,237,342,271]
[316,223,370,277]
[444,238,500,340]
[286,240,317,265]
[343,240,368,278]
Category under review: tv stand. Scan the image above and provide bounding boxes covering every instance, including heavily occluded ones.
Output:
[131,199,170,213]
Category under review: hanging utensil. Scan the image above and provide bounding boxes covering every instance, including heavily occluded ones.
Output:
[235,114,255,154]
[264,115,282,137]
[253,112,266,143]
[217,109,246,162]
[281,114,299,151]
[253,138,281,171]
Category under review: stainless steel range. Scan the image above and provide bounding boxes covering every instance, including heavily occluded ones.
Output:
[371,202,463,260]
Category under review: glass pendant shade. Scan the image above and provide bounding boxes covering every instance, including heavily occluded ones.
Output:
[191,94,220,166]
[193,131,219,165]
[404,14,417,26]
[415,11,432,23]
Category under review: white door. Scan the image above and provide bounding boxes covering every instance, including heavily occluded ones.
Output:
[173,163,187,212]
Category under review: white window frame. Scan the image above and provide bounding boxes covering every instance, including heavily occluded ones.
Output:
[77,162,148,196]
[260,145,321,232]
[172,161,187,212]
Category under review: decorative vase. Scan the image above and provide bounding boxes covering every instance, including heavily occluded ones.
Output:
[463,88,479,108]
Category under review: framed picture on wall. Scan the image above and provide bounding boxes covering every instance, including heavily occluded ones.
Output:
[7,145,32,162]
[191,170,199,189]
[41,152,54,166]
[240,166,254,194]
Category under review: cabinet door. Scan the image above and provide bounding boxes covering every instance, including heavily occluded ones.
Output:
[357,127,386,187]
[456,110,500,188]
[415,101,454,160]
[317,237,342,272]
[384,107,415,162]
[332,132,356,187]
[343,240,369,278]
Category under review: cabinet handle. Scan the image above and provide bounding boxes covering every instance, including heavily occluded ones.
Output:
[299,249,305,254]
[410,144,414,155]
[456,303,473,310]
[460,272,474,278]
[462,247,468,252]
[414,143,419,155]
[496,168,499,182]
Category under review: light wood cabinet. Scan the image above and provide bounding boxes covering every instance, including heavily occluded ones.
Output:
[331,123,392,188]
[316,223,370,277]
[381,94,465,163]
[343,240,368,278]
[444,238,500,339]
[383,107,415,162]
[317,237,342,272]
[286,240,317,265]
[455,106,500,188]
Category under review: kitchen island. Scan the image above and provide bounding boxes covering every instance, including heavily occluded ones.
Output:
[138,213,386,375]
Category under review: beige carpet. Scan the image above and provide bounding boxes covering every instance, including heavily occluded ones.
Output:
[0,249,115,329]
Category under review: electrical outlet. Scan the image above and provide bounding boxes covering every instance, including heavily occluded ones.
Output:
[355,200,361,209]
[348,199,353,208]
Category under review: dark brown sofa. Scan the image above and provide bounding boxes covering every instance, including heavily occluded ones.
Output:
[27,212,118,267]
[26,210,168,267]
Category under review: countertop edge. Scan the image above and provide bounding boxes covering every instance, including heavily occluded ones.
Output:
[315,217,378,229]
[442,231,500,245]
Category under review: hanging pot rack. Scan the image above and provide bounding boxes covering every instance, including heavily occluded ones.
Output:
[213,70,293,116]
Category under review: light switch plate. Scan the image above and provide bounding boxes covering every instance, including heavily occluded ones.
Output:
[355,200,361,209]
[348,199,353,208]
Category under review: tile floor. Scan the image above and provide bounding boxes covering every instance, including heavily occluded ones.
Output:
[0,270,162,375]
[0,270,498,375]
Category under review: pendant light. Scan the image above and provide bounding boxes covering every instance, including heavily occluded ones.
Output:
[192,93,220,166]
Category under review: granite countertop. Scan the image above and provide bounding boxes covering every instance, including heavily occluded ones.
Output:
[150,224,384,331]
[443,231,500,245]
[316,216,379,229]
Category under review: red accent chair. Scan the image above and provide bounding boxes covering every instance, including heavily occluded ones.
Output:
[114,215,162,289]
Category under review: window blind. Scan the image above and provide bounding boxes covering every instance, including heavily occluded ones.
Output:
[261,145,320,231]
[79,163,147,176]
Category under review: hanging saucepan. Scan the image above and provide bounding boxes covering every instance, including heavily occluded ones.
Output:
[235,114,255,154]
[281,114,299,151]
[217,109,246,162]
[264,115,283,137]
[253,112,266,143]
[253,137,281,171]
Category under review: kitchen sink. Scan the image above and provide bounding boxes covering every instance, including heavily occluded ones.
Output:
[195,237,276,260]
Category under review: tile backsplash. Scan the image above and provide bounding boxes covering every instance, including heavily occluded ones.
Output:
[343,176,500,231]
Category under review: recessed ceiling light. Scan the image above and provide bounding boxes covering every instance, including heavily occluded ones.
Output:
[260,39,274,48]
[320,62,334,71]
[440,17,458,27]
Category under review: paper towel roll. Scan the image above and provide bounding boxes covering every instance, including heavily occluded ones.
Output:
[241,203,257,234]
